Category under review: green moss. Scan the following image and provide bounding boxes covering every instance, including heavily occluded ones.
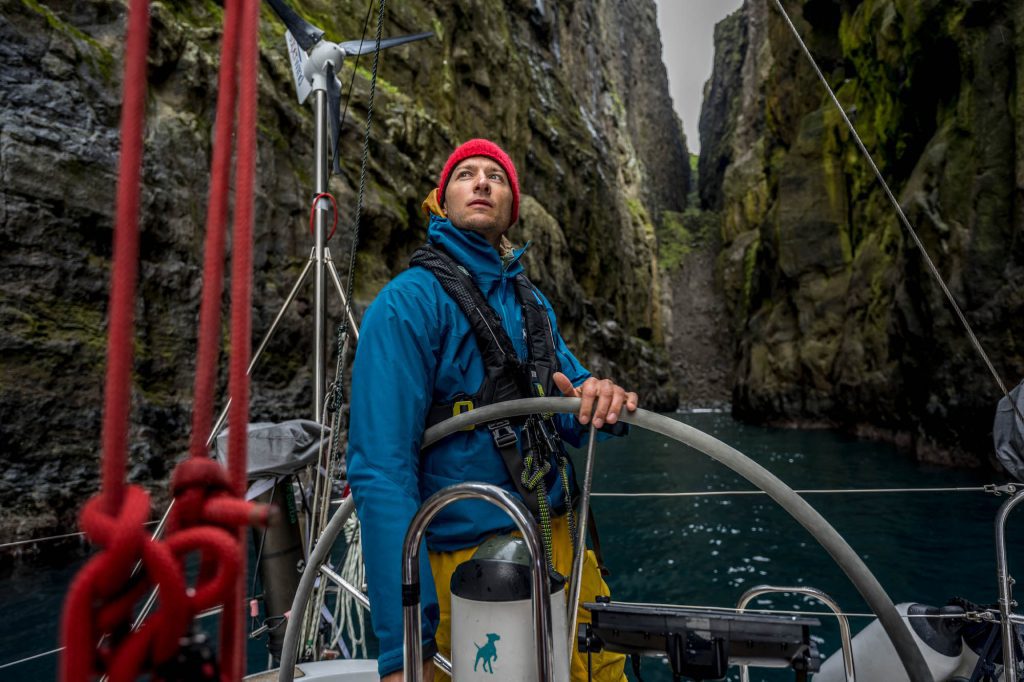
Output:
[355,65,402,98]
[22,0,93,46]
[657,210,692,270]
[656,208,720,271]
[5,298,107,357]
[625,197,655,241]
[430,16,445,42]
[741,233,760,310]
[21,0,115,80]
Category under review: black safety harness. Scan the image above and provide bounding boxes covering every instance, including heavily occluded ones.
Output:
[410,242,604,572]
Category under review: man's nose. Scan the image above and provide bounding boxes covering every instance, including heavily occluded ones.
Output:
[472,171,490,192]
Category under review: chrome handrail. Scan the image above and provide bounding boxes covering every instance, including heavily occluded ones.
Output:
[736,585,854,682]
[995,485,1024,682]
[401,482,555,682]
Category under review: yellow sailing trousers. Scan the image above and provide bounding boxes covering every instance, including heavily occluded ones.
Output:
[427,515,626,682]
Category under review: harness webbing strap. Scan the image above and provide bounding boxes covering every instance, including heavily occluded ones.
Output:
[410,243,555,514]
[409,242,605,570]
[488,419,542,515]
[410,243,521,381]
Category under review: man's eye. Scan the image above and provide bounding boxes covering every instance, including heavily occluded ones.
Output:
[458,170,472,178]
[490,174,504,182]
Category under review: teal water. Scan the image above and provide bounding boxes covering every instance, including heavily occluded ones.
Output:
[1,411,1019,681]
[585,411,1020,681]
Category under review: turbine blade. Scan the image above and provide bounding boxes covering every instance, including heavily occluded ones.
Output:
[338,31,433,57]
[264,0,324,52]
[326,61,342,176]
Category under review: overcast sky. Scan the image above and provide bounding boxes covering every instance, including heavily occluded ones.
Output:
[654,0,744,154]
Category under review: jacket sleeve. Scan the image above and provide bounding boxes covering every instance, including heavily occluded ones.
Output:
[346,281,441,677]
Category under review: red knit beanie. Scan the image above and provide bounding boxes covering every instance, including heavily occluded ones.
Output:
[438,139,520,224]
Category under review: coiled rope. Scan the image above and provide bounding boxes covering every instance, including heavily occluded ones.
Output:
[59,0,268,680]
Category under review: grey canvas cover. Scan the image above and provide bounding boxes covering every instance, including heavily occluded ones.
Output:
[994,381,1024,482]
[215,419,327,478]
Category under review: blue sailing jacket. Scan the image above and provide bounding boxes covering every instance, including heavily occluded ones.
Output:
[346,215,594,676]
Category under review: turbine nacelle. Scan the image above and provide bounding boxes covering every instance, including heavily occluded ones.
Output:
[264,0,432,175]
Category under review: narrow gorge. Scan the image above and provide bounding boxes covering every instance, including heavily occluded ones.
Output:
[679,0,1024,468]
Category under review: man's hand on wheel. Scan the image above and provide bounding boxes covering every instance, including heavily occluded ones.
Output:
[553,372,639,429]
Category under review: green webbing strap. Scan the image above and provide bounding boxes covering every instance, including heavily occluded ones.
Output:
[488,420,542,516]
[521,450,554,571]
[558,454,577,557]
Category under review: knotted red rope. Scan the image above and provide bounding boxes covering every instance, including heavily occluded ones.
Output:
[60,0,266,679]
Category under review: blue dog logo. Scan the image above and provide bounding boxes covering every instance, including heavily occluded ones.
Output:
[473,633,500,674]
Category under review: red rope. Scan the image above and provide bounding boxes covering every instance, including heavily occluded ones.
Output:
[97,0,150,520]
[308,192,339,240]
[60,0,267,679]
[189,0,242,463]
[222,0,262,676]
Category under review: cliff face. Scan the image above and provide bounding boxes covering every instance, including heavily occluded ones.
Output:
[700,0,1024,465]
[0,0,688,544]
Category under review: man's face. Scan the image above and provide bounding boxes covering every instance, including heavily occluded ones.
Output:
[443,156,513,243]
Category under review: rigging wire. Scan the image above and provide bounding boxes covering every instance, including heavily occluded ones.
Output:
[0,521,160,551]
[339,0,386,339]
[591,485,992,498]
[1,607,226,671]
[2,599,998,672]
[335,0,375,153]
[3,484,1009,551]
[620,601,997,622]
[771,0,1023,424]
[0,648,66,671]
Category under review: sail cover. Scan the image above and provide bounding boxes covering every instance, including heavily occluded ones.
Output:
[994,381,1024,482]
[215,419,327,478]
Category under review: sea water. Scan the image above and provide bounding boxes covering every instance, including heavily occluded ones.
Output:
[1,411,1020,681]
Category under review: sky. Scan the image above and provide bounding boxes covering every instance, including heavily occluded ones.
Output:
[653,0,745,154]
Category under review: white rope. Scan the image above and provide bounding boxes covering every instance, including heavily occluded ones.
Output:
[329,513,368,658]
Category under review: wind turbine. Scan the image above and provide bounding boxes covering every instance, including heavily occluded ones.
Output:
[241,0,432,663]
[263,0,432,420]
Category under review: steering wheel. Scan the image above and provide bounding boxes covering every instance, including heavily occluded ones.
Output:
[277,398,934,682]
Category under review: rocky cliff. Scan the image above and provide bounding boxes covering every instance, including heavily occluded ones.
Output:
[699,0,1024,466]
[0,0,688,546]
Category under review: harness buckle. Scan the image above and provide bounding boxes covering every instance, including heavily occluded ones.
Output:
[453,399,475,431]
[488,420,518,450]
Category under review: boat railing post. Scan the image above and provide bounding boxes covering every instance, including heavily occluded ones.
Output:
[401,482,555,682]
[566,425,598,665]
[995,485,1024,682]
[736,585,854,682]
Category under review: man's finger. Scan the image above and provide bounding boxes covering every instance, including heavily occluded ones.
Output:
[626,392,639,411]
[607,386,626,424]
[578,378,599,424]
[592,379,614,428]
[551,371,578,397]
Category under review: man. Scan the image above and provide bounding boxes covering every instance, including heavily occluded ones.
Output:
[347,139,637,681]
